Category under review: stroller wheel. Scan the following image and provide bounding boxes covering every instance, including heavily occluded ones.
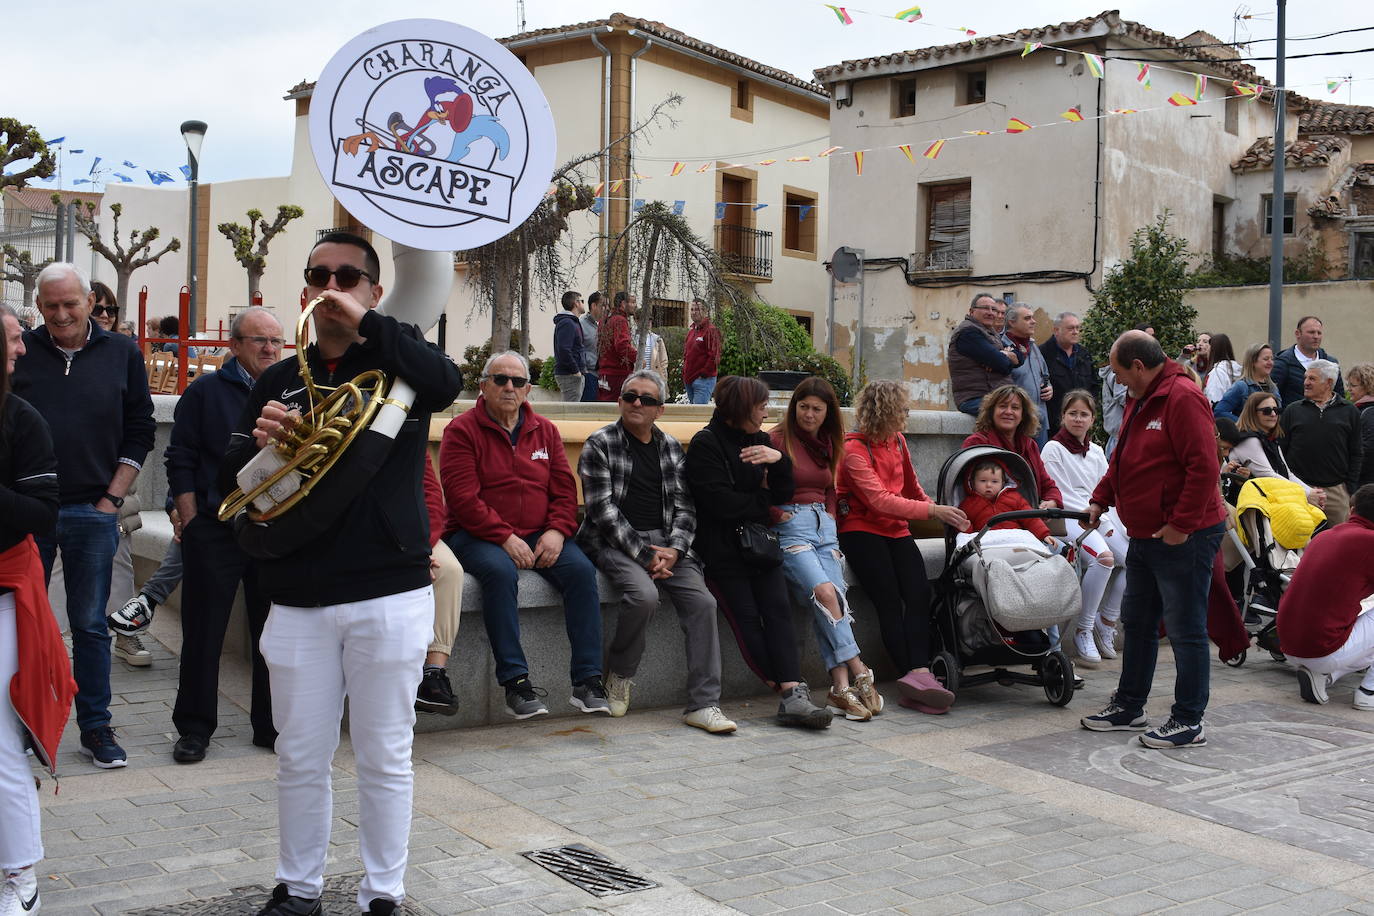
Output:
[1042,651,1075,707]
[1268,650,1287,663]
[931,651,960,694]
[1224,650,1247,668]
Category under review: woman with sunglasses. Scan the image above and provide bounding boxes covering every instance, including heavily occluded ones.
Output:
[90,281,120,332]
[1230,391,1325,508]
[1213,342,1279,422]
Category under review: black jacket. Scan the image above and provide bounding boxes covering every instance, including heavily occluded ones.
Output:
[219,310,461,606]
[165,357,256,520]
[552,311,584,376]
[685,415,794,576]
[0,394,59,555]
[1271,345,1344,406]
[1040,339,1097,434]
[1357,400,1374,488]
[12,321,155,505]
[1279,397,1363,492]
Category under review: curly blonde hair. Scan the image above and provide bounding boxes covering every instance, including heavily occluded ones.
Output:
[854,380,909,439]
[973,385,1040,440]
[1347,362,1374,397]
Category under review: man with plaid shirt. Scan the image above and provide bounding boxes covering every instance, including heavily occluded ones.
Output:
[577,369,736,734]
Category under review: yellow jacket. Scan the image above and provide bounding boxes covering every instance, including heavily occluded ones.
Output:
[1236,477,1326,550]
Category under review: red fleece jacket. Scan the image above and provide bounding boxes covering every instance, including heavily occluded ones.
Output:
[1277,513,1374,659]
[960,429,1063,508]
[422,455,445,548]
[959,487,1052,540]
[683,319,722,386]
[836,432,934,538]
[439,399,579,543]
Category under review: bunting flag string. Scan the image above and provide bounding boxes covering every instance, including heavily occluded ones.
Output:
[1167,92,1197,107]
[1194,74,1208,100]
[818,145,843,157]
[1005,118,1032,134]
[1135,63,1152,89]
[1326,77,1349,94]
[895,6,921,22]
[853,150,864,175]
[669,162,685,176]
[1060,107,1084,122]
[1022,42,1042,58]
[825,5,854,25]
[922,139,944,159]
[898,143,915,163]
[1083,53,1105,79]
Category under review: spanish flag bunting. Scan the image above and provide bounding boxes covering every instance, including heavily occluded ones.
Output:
[696,162,713,173]
[898,144,914,163]
[1167,92,1197,107]
[1194,74,1208,100]
[1022,42,1043,58]
[895,5,922,21]
[825,4,853,24]
[592,182,604,196]
[1060,107,1084,122]
[818,145,843,157]
[1136,63,1151,89]
[1006,118,1032,134]
[1231,81,1261,99]
[1083,53,1104,79]
[610,179,625,192]
[853,151,864,175]
[963,130,991,135]
[669,162,685,176]
[1110,108,1138,114]
[922,139,944,160]
[786,156,811,162]
[758,159,777,166]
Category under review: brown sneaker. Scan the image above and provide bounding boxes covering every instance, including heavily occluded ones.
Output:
[826,686,872,721]
[852,669,884,716]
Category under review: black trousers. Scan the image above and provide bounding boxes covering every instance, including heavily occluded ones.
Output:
[172,514,274,742]
[708,565,802,686]
[838,530,933,672]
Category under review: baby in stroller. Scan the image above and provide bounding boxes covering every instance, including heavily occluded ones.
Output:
[959,458,1061,553]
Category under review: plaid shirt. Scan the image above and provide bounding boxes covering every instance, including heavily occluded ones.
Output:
[576,420,697,567]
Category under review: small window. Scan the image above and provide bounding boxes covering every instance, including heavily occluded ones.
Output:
[961,70,987,105]
[1262,193,1296,236]
[892,77,917,118]
[917,180,972,271]
[736,79,751,110]
[1212,200,1228,261]
[731,78,754,122]
[1224,100,1238,135]
[783,187,819,256]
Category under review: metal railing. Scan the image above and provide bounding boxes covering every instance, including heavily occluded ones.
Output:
[715,224,773,279]
[910,248,973,272]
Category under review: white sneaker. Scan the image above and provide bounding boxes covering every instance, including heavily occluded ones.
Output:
[1353,687,1374,711]
[684,706,737,734]
[606,673,632,718]
[1296,666,1330,705]
[1,866,39,915]
[1074,629,1102,667]
[1094,618,1119,660]
[113,633,152,667]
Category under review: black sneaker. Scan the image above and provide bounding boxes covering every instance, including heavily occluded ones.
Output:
[1139,717,1206,749]
[79,726,128,768]
[1080,700,1148,732]
[367,898,401,915]
[570,676,612,715]
[172,734,208,764]
[503,676,549,719]
[415,668,459,716]
[255,883,321,916]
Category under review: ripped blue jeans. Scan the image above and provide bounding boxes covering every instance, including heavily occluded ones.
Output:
[774,503,860,672]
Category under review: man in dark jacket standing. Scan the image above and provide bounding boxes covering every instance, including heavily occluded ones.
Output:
[14,263,155,770]
[947,293,1019,415]
[1272,315,1343,406]
[1040,311,1096,434]
[220,232,461,916]
[551,290,585,402]
[1281,359,1362,526]
[164,307,283,764]
[1081,331,1225,750]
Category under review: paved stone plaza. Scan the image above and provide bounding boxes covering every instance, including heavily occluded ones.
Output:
[33,619,1374,915]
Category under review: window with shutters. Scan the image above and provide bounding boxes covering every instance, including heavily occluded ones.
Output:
[918,180,971,271]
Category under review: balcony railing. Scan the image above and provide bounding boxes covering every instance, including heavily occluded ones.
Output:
[715,224,773,279]
[910,247,972,272]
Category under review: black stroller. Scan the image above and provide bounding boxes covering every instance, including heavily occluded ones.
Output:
[928,445,1089,706]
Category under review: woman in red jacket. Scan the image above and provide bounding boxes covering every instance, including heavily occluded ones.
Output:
[1,307,70,915]
[837,380,969,713]
[962,385,1063,509]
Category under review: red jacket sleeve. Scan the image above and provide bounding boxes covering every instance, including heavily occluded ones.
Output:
[841,441,933,520]
[1164,385,1225,533]
[422,454,445,547]
[439,414,514,544]
[1003,490,1053,540]
[542,423,579,537]
[607,314,634,372]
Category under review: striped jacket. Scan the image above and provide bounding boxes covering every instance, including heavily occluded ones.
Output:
[576,420,697,567]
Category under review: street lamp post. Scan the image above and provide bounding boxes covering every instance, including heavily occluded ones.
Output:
[180,120,207,332]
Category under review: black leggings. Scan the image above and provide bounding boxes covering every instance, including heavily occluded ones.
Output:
[838,530,933,672]
[708,565,802,686]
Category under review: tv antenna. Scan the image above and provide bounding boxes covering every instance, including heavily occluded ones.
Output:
[516,0,526,32]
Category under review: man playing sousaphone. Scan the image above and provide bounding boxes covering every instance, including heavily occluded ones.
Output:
[220,231,461,916]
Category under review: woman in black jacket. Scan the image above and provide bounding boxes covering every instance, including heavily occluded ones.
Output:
[686,375,831,729]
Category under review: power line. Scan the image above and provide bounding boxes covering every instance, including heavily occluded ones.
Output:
[1128,25,1374,51]
[1109,46,1374,63]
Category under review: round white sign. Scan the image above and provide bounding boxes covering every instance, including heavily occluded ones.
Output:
[309,19,557,251]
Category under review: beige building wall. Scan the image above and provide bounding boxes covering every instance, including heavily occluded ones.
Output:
[1186,279,1374,362]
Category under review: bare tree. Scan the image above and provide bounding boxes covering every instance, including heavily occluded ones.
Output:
[217,204,305,302]
[1,118,55,192]
[69,200,181,308]
[1,245,54,308]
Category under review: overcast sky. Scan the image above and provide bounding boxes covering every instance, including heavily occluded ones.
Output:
[9,0,1371,189]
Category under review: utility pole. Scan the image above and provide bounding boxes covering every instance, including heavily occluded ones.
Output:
[1266,0,1286,348]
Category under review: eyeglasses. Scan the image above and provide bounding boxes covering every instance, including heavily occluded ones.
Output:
[484,373,528,388]
[237,335,285,348]
[92,305,119,317]
[620,391,663,407]
[1256,406,1279,416]
[303,265,376,289]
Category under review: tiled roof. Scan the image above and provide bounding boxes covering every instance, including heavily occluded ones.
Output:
[813,9,1269,88]
[1231,135,1349,172]
[284,12,825,100]
[1300,101,1374,134]
[2,187,102,213]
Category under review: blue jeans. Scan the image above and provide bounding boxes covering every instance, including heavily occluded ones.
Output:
[581,372,599,402]
[1114,522,1224,726]
[142,539,184,605]
[37,503,119,731]
[687,377,717,405]
[775,504,859,672]
[444,529,602,686]
[957,396,984,416]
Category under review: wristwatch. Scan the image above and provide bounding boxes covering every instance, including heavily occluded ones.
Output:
[102,492,125,509]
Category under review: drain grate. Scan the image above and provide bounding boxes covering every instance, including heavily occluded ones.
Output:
[523,843,659,897]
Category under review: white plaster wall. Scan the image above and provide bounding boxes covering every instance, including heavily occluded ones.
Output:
[90,185,188,320]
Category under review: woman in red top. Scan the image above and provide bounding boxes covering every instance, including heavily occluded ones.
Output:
[962,385,1063,509]
[770,378,881,722]
[837,381,969,714]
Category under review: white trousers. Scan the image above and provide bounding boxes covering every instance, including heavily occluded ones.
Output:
[1286,610,1374,691]
[260,586,431,909]
[1063,515,1129,631]
[0,594,43,871]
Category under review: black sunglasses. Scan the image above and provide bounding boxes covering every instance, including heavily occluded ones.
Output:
[621,391,663,407]
[1256,406,1279,416]
[485,373,528,388]
[303,265,377,289]
[92,304,119,316]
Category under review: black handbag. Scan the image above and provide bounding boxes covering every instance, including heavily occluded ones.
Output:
[706,429,784,568]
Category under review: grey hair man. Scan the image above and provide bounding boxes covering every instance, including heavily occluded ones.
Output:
[1002,303,1052,446]
[576,369,736,734]
[1040,310,1096,434]
[1281,357,1363,526]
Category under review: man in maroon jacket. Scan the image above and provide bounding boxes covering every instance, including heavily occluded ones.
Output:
[1081,331,1226,749]
[1279,484,1374,711]
[439,351,607,719]
[683,298,721,404]
[596,292,637,402]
